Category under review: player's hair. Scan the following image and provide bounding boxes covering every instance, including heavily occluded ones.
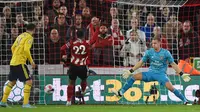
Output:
[152,36,161,42]
[26,23,36,31]
[77,29,84,39]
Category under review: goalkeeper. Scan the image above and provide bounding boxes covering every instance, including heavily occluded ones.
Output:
[0,23,36,108]
[112,37,191,105]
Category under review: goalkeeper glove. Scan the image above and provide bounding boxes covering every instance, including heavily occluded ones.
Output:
[122,69,134,79]
[179,72,191,82]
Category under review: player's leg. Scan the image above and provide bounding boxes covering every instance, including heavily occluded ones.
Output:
[0,81,16,107]
[0,65,17,107]
[79,66,88,94]
[66,64,77,106]
[165,81,188,104]
[23,80,32,105]
[67,79,75,106]
[112,72,143,97]
[18,64,35,108]
[81,79,87,93]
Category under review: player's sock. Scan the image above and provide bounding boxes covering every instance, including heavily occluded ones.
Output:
[173,89,187,102]
[1,82,14,102]
[67,85,74,101]
[120,77,135,95]
[81,81,87,93]
[23,84,32,105]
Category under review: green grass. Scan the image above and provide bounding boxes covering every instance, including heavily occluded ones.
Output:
[0,105,200,112]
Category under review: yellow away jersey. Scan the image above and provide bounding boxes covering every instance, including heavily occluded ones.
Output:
[10,32,34,65]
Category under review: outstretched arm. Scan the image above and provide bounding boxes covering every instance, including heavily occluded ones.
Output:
[170,62,182,75]
[122,60,144,79]
[171,62,191,82]
[130,60,144,72]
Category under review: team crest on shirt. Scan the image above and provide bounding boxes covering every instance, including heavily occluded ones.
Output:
[160,56,164,60]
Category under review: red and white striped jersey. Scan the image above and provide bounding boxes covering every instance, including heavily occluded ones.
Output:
[66,39,90,66]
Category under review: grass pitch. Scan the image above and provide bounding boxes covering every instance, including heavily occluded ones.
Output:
[0,105,199,112]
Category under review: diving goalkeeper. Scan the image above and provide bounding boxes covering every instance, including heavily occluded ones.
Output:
[112,37,191,105]
[0,23,36,108]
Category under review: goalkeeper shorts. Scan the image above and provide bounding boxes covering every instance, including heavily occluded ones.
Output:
[142,71,170,86]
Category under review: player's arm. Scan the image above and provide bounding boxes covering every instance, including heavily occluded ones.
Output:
[129,50,149,73]
[122,50,149,79]
[170,62,182,74]
[24,38,34,65]
[11,39,18,54]
[60,42,70,62]
[131,60,144,71]
[170,62,191,82]
[122,60,144,79]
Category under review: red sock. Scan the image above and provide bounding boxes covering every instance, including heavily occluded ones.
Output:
[81,81,87,92]
[67,85,74,101]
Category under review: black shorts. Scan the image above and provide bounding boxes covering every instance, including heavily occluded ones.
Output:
[68,64,88,80]
[9,64,31,82]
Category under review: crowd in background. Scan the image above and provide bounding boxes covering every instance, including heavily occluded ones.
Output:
[0,0,200,67]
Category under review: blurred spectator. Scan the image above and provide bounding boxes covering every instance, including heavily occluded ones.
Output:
[88,0,111,24]
[15,13,29,33]
[58,0,75,16]
[45,29,65,64]
[75,0,87,15]
[126,18,146,42]
[106,7,118,26]
[31,6,42,23]
[2,6,13,33]
[42,15,51,37]
[0,15,7,28]
[120,31,146,66]
[157,7,170,27]
[163,13,182,50]
[54,5,72,26]
[107,19,124,66]
[151,26,168,49]
[92,24,114,66]
[178,20,199,60]
[127,6,140,22]
[66,14,86,41]
[87,17,100,40]
[82,7,92,28]
[140,13,156,48]
[177,20,200,75]
[32,21,45,64]
[47,0,61,25]
[0,24,11,64]
[52,13,69,40]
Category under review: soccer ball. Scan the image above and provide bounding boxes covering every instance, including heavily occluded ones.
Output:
[4,80,24,102]
[44,84,54,94]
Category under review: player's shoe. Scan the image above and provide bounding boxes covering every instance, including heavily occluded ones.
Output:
[66,101,71,106]
[22,104,36,108]
[0,102,10,108]
[111,89,122,98]
[184,102,192,105]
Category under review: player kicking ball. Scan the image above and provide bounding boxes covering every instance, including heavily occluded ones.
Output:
[112,37,191,105]
[0,23,37,108]
[61,29,91,106]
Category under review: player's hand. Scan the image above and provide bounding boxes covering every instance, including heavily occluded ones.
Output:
[122,69,131,79]
[62,55,67,61]
[31,63,37,69]
[181,73,191,82]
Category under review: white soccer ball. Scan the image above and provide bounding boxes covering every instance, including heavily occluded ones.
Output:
[44,84,54,94]
[4,80,24,102]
